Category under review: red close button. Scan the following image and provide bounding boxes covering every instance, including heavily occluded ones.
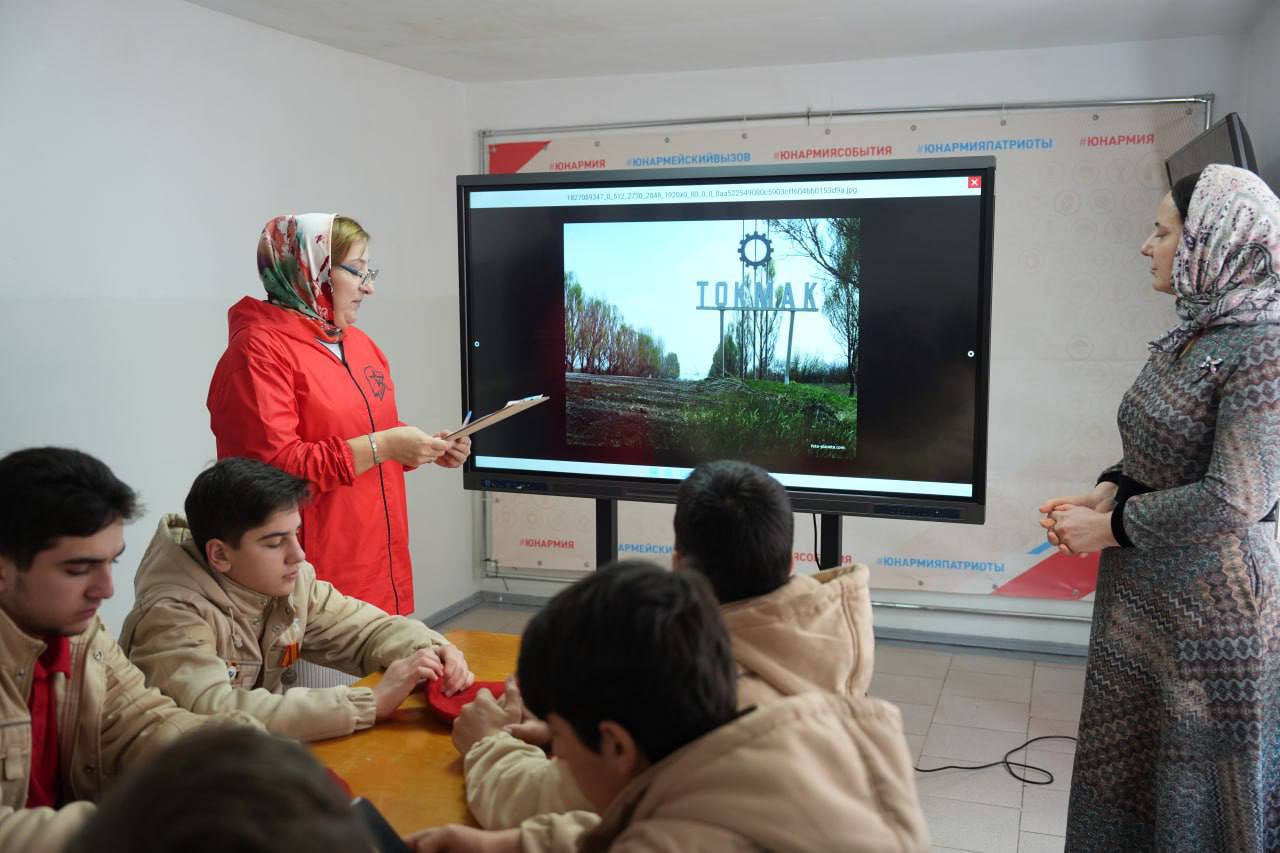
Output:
[968,176,982,189]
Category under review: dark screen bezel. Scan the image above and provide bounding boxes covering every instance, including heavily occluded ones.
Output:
[455,157,995,524]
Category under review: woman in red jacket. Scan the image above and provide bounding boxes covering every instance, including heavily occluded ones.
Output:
[207,213,469,616]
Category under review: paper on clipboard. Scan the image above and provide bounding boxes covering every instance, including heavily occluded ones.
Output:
[448,395,549,439]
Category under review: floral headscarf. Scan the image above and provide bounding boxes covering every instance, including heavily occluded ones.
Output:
[1150,164,1280,353]
[257,213,342,342]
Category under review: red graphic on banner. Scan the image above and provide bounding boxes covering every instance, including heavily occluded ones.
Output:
[519,537,576,550]
[993,551,1098,600]
[1078,133,1156,147]
[968,176,982,189]
[793,551,855,566]
[488,141,551,174]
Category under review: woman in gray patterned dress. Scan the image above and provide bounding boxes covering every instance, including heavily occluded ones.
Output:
[1038,164,1280,851]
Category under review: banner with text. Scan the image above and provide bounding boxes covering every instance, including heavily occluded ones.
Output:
[481,102,1205,600]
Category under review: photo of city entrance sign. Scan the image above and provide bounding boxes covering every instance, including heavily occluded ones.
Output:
[563,218,861,458]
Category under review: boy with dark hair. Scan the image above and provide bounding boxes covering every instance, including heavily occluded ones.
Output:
[0,447,256,853]
[517,562,740,773]
[673,457,797,602]
[64,727,372,853]
[409,562,926,852]
[675,459,874,704]
[120,457,473,742]
[454,459,878,828]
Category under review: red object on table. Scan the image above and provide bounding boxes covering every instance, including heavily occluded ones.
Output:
[424,679,506,722]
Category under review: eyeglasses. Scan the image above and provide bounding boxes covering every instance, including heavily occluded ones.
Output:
[337,264,380,286]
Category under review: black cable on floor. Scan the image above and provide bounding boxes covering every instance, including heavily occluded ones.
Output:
[914,735,1078,785]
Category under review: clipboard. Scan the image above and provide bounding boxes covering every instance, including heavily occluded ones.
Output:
[448,395,549,439]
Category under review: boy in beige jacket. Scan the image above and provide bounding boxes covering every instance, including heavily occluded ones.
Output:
[120,457,474,742]
[0,448,258,853]
[453,459,878,828]
[407,563,927,852]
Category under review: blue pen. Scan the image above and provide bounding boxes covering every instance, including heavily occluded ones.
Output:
[462,410,472,426]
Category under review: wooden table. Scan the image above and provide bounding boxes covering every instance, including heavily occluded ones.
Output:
[310,630,521,834]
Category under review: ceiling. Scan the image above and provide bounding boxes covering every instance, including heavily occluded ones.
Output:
[185,0,1271,84]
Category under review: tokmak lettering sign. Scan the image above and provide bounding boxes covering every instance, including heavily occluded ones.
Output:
[696,280,821,312]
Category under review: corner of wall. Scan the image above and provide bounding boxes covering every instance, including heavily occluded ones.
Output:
[1242,4,1280,189]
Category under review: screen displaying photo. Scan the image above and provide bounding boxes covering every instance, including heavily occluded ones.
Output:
[564,218,861,460]
[458,164,992,514]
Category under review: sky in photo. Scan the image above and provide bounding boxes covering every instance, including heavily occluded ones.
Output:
[564,219,851,380]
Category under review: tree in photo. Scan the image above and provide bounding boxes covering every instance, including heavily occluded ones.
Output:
[708,320,742,378]
[789,351,846,384]
[661,352,681,379]
[748,259,783,380]
[636,331,664,378]
[727,258,785,381]
[732,316,750,379]
[564,272,585,371]
[570,293,614,373]
[564,272,675,379]
[767,218,861,396]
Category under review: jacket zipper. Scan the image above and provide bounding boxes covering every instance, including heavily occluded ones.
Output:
[341,355,401,614]
[59,626,93,796]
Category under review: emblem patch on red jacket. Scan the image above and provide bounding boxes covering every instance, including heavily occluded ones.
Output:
[363,366,387,400]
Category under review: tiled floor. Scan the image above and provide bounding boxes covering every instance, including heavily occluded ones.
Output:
[876,643,1083,853]
[437,606,1085,853]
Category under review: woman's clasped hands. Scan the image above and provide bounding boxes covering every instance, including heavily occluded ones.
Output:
[1037,480,1119,556]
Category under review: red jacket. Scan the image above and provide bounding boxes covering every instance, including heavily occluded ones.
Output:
[207,297,414,614]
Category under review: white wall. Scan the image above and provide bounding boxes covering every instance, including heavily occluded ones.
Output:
[0,0,474,631]
[467,35,1246,139]
[1243,1,1280,188]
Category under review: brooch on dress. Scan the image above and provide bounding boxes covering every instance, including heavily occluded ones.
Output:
[1197,356,1223,375]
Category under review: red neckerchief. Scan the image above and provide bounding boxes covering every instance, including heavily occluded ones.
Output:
[26,635,72,808]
